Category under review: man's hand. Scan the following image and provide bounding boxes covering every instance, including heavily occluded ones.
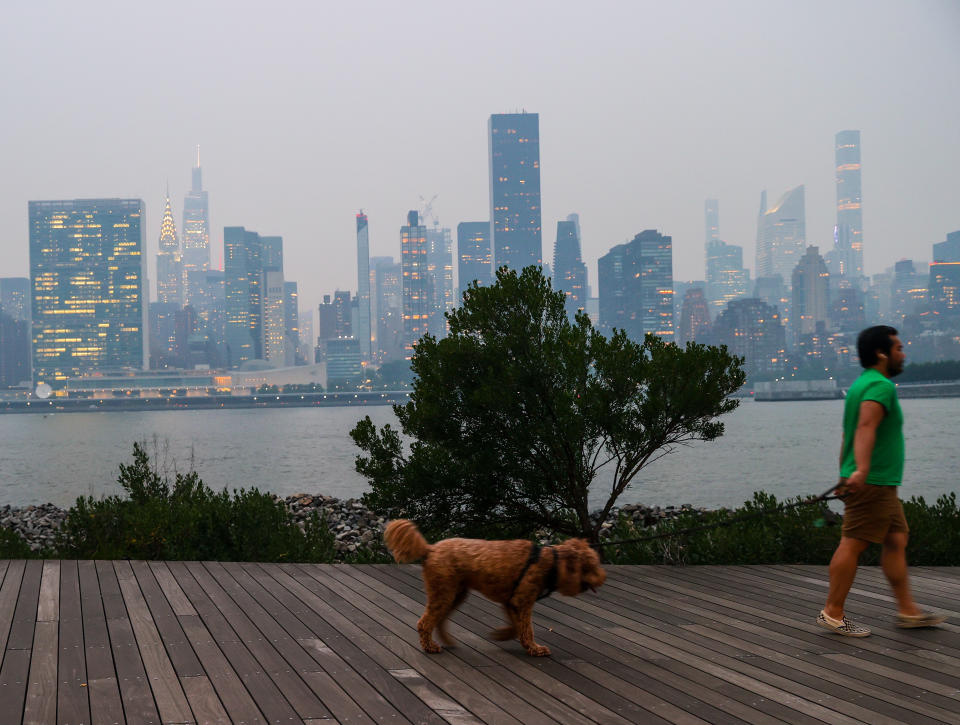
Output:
[844,470,868,494]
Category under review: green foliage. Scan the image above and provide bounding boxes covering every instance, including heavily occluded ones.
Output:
[603,490,960,565]
[897,360,960,384]
[372,359,414,389]
[0,525,35,558]
[354,265,746,542]
[55,442,337,562]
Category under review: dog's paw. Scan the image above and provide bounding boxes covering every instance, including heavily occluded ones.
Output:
[526,644,551,657]
[422,642,444,654]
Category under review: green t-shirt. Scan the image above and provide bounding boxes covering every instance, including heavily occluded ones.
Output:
[840,368,904,485]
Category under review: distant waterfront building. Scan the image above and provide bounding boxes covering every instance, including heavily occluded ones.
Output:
[830,283,866,333]
[223,226,264,367]
[711,298,786,380]
[791,246,831,343]
[933,230,960,263]
[835,130,863,277]
[0,277,31,322]
[426,225,454,337]
[457,222,492,297]
[891,260,928,320]
[401,211,429,355]
[553,215,587,319]
[284,281,301,364]
[262,270,288,366]
[182,148,210,279]
[372,257,404,362]
[679,288,711,345]
[705,240,749,318]
[598,229,674,342]
[0,311,30,388]
[753,275,791,337]
[323,337,361,388]
[704,199,719,245]
[489,112,542,272]
[149,301,180,369]
[156,194,183,305]
[929,262,960,315]
[356,211,372,362]
[756,186,806,283]
[29,199,148,388]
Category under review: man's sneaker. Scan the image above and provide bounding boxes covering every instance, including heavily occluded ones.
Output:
[817,610,871,637]
[896,611,947,628]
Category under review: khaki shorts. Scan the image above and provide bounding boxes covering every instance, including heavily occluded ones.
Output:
[841,483,909,544]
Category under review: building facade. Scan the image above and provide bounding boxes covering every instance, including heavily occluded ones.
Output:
[756,186,806,283]
[711,298,786,380]
[156,195,183,305]
[356,211,372,362]
[791,246,831,342]
[426,225,454,337]
[705,240,749,318]
[457,222,492,296]
[182,149,210,279]
[679,288,711,345]
[835,130,863,277]
[29,199,148,388]
[401,211,429,356]
[223,226,264,367]
[598,229,674,342]
[553,215,587,319]
[489,112,542,272]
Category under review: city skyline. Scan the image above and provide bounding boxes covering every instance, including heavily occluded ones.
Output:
[1,1,958,316]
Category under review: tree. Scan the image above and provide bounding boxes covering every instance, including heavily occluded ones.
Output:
[352,266,745,542]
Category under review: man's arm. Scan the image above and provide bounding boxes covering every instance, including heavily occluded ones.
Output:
[846,400,885,491]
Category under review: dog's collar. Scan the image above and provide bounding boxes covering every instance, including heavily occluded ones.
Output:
[509,543,558,605]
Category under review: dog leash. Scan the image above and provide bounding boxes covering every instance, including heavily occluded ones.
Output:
[591,483,844,550]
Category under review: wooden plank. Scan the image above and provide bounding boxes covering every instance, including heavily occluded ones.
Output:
[149,560,196,616]
[36,560,60,623]
[57,561,90,725]
[221,563,376,725]
[178,614,265,725]
[256,562,439,724]
[22,620,58,725]
[0,560,27,658]
[180,675,230,725]
[76,560,124,725]
[95,559,161,725]
[114,560,194,725]
[0,649,32,723]
[167,560,303,724]
[7,558,42,650]
[185,560,332,722]
[129,559,205,678]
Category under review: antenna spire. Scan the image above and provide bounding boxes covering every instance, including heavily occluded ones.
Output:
[196,144,201,167]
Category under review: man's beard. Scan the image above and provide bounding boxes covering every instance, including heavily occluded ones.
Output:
[889,362,904,377]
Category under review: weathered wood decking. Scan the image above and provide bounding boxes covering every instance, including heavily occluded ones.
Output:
[0,561,957,724]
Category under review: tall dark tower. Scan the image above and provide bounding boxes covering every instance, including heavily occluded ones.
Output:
[835,130,863,277]
[553,214,587,319]
[182,146,210,276]
[356,211,372,361]
[489,112,542,272]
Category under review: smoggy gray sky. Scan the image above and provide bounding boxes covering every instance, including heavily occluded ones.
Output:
[2,0,958,314]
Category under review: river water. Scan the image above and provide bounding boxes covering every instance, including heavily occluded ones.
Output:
[0,399,956,510]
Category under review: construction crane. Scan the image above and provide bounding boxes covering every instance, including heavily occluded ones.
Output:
[418,194,439,228]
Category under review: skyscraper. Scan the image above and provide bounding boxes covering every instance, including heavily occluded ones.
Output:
[457,222,492,296]
[835,130,863,277]
[756,186,806,282]
[933,230,960,263]
[156,194,183,305]
[182,147,210,279]
[356,211,372,362]
[426,225,454,337]
[553,215,587,319]
[704,199,720,246]
[598,229,674,342]
[371,256,404,362]
[705,240,749,317]
[489,112,542,272]
[711,298,786,380]
[29,199,148,388]
[679,288,711,345]
[791,246,831,343]
[401,211,428,356]
[223,226,264,367]
[0,277,30,322]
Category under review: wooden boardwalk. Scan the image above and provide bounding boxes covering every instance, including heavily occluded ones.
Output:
[0,561,958,724]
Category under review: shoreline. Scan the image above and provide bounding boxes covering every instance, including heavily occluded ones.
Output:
[0,390,411,415]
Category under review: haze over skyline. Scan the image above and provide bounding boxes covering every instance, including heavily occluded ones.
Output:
[2,1,958,313]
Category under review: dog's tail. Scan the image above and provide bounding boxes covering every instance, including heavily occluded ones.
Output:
[384,519,431,563]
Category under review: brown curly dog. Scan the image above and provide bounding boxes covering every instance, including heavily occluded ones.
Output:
[384,519,607,656]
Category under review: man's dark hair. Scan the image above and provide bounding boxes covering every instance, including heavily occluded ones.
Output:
[857,325,898,368]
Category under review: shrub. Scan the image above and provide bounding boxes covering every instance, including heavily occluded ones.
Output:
[55,442,337,562]
[0,525,35,558]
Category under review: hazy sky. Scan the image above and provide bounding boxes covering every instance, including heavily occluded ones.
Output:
[2,1,958,314]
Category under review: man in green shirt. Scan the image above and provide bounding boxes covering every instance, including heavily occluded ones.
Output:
[817,326,946,636]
